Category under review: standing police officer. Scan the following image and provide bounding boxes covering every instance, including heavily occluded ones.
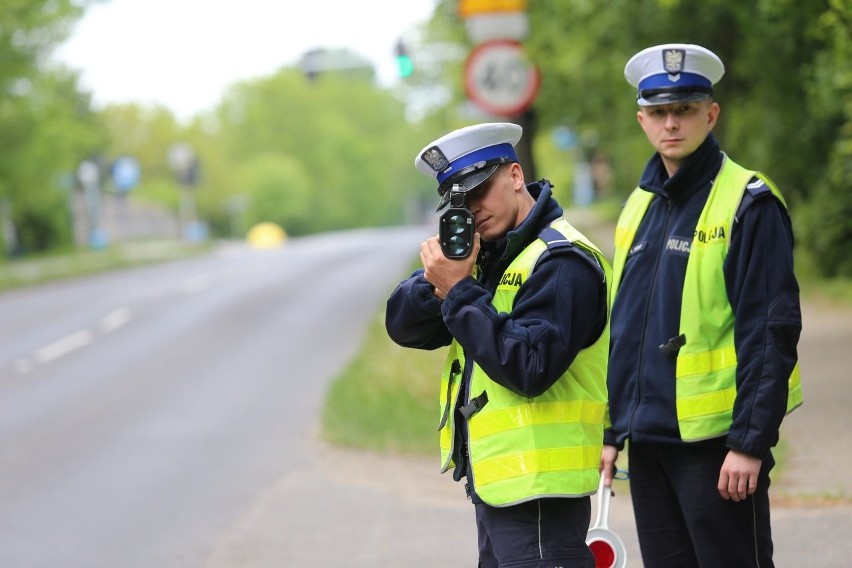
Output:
[386,122,611,567]
[601,44,803,567]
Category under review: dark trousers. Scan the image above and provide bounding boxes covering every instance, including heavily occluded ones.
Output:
[628,442,775,568]
[474,497,594,567]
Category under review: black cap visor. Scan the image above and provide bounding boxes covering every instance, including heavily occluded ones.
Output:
[638,86,712,107]
[435,158,511,211]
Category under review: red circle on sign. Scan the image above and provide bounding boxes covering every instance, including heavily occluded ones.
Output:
[464,39,540,117]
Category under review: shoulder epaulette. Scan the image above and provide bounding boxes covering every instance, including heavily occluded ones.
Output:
[538,226,574,252]
[736,175,774,222]
[537,225,604,281]
[745,176,772,199]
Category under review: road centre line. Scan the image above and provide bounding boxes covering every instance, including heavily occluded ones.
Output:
[34,329,93,364]
[15,307,133,375]
[17,274,204,375]
[99,307,132,333]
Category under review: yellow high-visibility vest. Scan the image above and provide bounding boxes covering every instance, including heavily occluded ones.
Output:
[612,155,803,441]
[439,217,611,506]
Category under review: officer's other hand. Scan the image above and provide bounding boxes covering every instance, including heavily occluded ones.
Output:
[718,449,761,501]
[600,445,619,488]
[420,233,480,300]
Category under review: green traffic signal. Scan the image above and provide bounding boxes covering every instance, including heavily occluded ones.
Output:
[396,54,414,77]
[395,40,413,78]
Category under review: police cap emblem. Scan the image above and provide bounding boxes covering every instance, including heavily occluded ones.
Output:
[663,49,685,75]
[421,146,449,172]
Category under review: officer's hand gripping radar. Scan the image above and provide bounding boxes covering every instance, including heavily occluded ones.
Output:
[439,184,475,259]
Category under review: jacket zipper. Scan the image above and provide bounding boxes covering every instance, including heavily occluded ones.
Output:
[628,198,673,434]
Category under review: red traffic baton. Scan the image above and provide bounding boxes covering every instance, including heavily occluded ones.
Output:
[586,472,627,568]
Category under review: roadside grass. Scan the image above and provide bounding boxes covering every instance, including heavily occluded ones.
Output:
[0,240,210,293]
[322,304,446,456]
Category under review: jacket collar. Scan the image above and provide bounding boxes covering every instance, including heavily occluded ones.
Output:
[639,134,723,202]
[478,179,563,267]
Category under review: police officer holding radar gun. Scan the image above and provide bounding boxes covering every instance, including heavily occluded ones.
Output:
[386,122,612,567]
[600,44,803,567]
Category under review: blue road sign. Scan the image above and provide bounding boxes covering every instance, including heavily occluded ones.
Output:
[112,156,141,192]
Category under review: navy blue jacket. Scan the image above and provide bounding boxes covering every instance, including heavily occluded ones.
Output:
[605,134,801,459]
[386,181,607,501]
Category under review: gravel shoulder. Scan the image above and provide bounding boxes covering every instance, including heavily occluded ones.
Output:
[775,299,852,501]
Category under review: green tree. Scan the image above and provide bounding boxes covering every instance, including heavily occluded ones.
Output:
[239,154,312,236]
[92,57,441,240]
[99,104,187,210]
[797,0,852,276]
[212,66,430,235]
[0,1,104,254]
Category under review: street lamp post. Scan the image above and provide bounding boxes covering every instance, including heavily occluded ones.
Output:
[167,143,200,240]
[77,159,108,249]
[110,156,141,241]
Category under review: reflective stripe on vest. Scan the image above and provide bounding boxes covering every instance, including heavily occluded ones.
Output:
[438,342,463,472]
[438,216,611,506]
[612,155,802,442]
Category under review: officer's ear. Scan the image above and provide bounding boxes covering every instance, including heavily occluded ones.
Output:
[706,100,720,130]
[509,162,524,190]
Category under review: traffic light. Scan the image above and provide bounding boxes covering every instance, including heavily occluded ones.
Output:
[395,40,414,78]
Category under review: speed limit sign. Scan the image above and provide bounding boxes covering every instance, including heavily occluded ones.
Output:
[464,39,540,116]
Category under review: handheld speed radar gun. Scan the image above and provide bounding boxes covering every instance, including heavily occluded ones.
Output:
[439,184,475,259]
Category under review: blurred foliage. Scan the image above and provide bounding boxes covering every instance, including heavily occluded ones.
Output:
[796,0,852,277]
[236,153,312,237]
[95,66,449,241]
[1,0,849,278]
[212,70,426,234]
[0,0,105,255]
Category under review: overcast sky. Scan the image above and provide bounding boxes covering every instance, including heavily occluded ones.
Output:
[52,0,437,121]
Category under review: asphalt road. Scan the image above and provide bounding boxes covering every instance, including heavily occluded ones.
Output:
[0,226,431,568]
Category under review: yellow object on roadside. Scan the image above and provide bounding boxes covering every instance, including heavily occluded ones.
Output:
[246,222,287,249]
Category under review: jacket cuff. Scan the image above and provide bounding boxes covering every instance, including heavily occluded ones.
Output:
[412,275,443,310]
[441,276,480,316]
[603,430,624,451]
[725,435,770,460]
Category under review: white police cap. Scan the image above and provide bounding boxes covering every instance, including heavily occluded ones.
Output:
[415,122,522,210]
[625,43,725,106]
